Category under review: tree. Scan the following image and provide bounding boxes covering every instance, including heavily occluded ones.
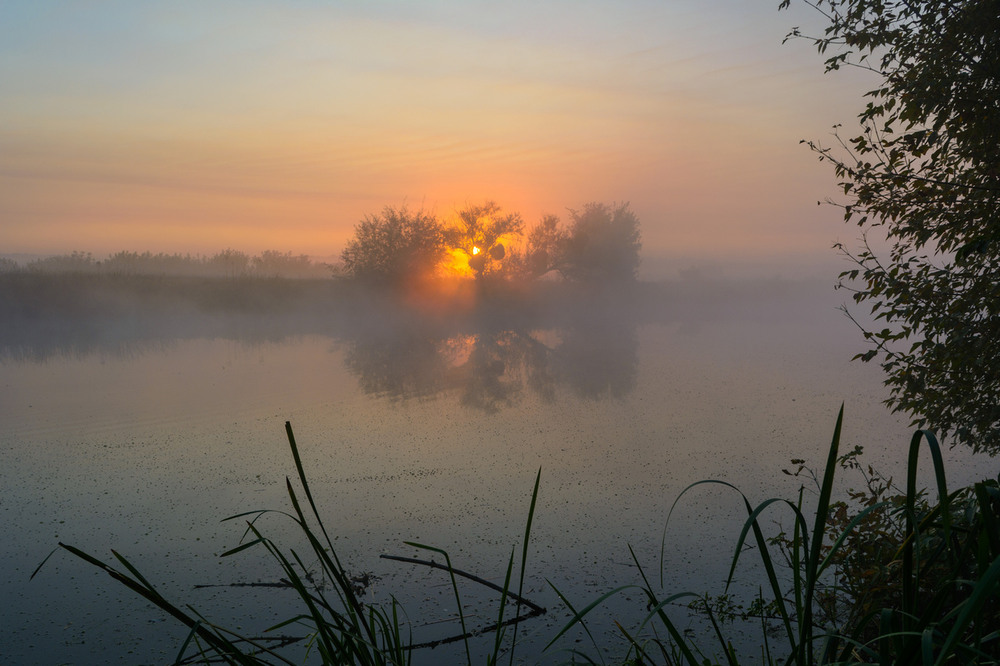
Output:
[524,214,569,278]
[783,0,1000,451]
[341,206,446,286]
[445,201,524,280]
[209,249,251,279]
[561,202,641,284]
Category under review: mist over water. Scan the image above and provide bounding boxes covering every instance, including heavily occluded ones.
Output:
[0,269,989,664]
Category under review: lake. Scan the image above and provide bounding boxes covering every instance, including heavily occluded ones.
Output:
[0,273,990,664]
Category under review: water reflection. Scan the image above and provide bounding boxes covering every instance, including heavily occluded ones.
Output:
[341,316,637,411]
[454,330,534,412]
[1,288,641,411]
[2,274,825,411]
[344,331,454,402]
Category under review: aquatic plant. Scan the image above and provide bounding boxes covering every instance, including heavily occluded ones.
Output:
[34,422,544,665]
[548,406,1000,664]
[34,409,1000,664]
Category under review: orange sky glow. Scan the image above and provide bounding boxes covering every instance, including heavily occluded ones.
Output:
[0,1,875,276]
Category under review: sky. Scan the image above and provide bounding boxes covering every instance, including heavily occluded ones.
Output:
[0,0,876,275]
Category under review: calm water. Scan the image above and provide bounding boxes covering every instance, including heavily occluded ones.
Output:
[0,276,989,664]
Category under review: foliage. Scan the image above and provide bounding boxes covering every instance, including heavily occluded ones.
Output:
[775,446,999,655]
[18,250,328,278]
[524,214,569,278]
[102,250,197,276]
[210,248,252,278]
[550,407,1000,664]
[560,202,641,284]
[775,446,911,637]
[27,250,100,273]
[445,201,525,280]
[773,433,1000,664]
[342,198,641,285]
[781,0,1000,451]
[36,422,544,666]
[809,448,1000,656]
[252,250,315,278]
[519,203,642,284]
[341,206,447,286]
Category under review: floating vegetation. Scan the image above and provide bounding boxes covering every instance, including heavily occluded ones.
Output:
[33,410,1000,664]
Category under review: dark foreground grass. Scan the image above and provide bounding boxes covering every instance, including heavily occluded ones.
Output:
[35,421,542,666]
[547,407,1000,665]
[35,408,1000,664]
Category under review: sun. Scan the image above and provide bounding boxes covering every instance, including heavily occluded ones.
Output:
[438,248,476,278]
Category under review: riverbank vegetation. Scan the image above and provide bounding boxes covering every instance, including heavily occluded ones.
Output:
[35,411,1000,664]
[1,249,330,279]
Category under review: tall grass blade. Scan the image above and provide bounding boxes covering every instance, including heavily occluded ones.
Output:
[637,593,708,666]
[56,543,263,665]
[219,538,267,558]
[544,581,637,657]
[508,467,541,666]
[280,429,377,652]
[29,547,59,581]
[403,541,473,666]
[173,622,201,665]
[379,553,544,614]
[667,479,799,653]
[626,544,703,666]
[902,428,949,640]
[974,483,1000,557]
[795,403,844,666]
[934,554,1000,663]
[284,422,345,569]
[613,619,656,665]
[489,547,516,664]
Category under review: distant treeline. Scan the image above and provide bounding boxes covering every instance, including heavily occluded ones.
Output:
[0,249,332,279]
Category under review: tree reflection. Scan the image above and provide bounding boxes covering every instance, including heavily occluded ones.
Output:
[1,272,642,410]
[456,334,522,412]
[341,315,637,411]
[342,333,452,402]
[556,317,638,399]
[453,329,553,413]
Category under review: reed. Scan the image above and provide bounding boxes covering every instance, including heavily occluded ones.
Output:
[34,409,1000,664]
[34,422,544,665]
[548,406,1000,664]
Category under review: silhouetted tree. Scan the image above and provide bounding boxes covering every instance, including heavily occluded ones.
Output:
[445,201,524,280]
[784,0,1000,451]
[341,206,446,286]
[561,202,641,283]
[524,214,569,278]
